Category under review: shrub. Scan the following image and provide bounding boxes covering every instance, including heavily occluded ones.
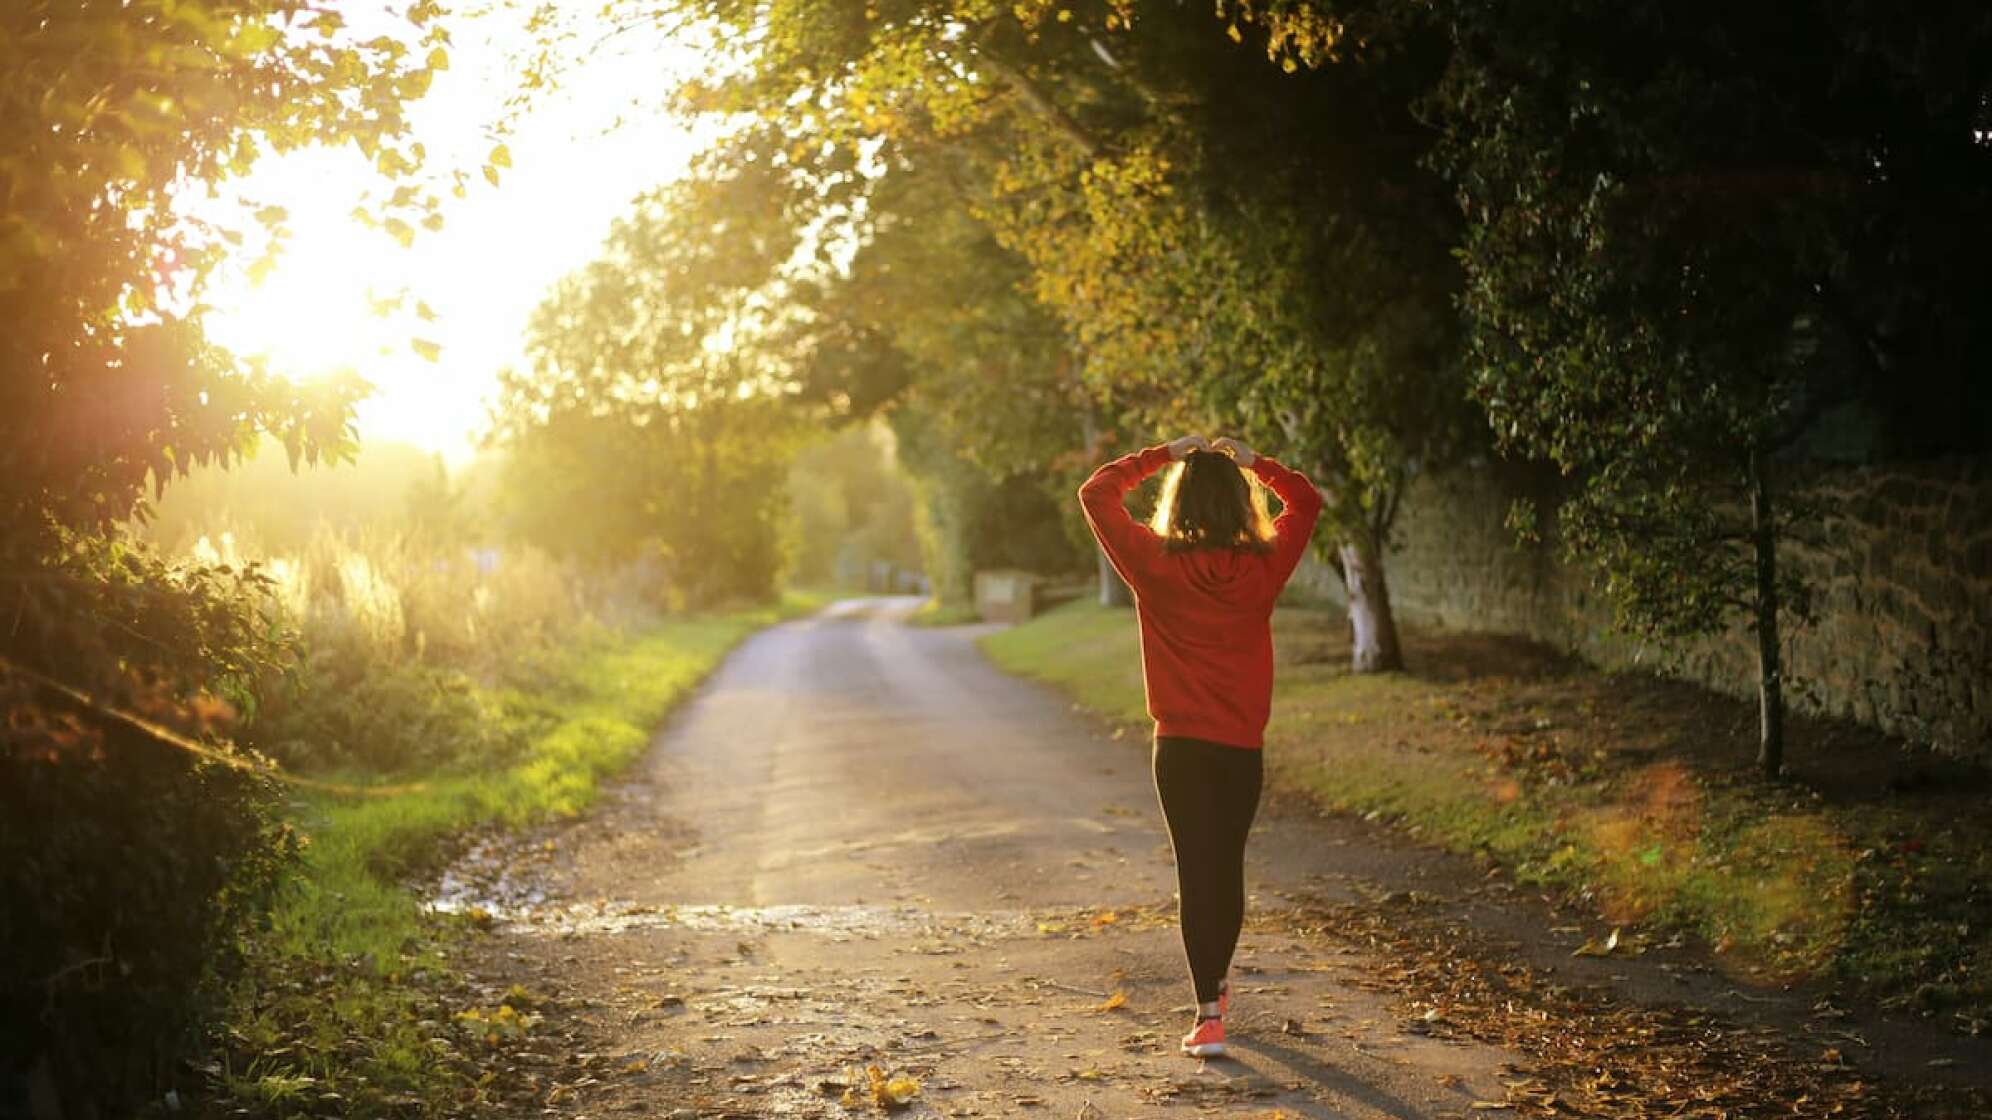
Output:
[0,688,296,1114]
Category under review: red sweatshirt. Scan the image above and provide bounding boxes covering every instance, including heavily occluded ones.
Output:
[1077,444,1325,750]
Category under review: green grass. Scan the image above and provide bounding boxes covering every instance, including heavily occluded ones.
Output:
[981,599,1992,1027]
[275,590,827,963]
[211,590,828,1115]
[979,597,1148,714]
[906,597,984,627]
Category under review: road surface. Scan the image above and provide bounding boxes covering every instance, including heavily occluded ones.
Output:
[449,597,1984,1119]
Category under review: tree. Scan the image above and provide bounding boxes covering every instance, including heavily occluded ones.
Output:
[787,147,1100,603]
[403,453,480,548]
[487,173,810,606]
[1419,0,1992,775]
[537,114,1103,606]
[0,2,446,1108]
[787,421,923,589]
[606,0,1482,669]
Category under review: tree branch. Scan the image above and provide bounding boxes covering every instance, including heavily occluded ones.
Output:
[972,45,1105,160]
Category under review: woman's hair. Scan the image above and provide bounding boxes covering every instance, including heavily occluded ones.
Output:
[1148,449,1276,553]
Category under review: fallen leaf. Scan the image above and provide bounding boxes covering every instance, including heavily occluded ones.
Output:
[843,1064,918,1111]
[1571,927,1621,957]
[1096,990,1128,1012]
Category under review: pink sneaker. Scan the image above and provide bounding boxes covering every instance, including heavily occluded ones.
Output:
[1181,1016,1226,1058]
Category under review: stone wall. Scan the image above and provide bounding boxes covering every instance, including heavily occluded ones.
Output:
[1292,458,1992,760]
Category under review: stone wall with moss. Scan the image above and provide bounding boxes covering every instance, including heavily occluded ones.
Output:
[1293,458,1991,760]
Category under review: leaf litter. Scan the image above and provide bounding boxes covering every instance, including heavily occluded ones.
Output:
[1274,890,1989,1119]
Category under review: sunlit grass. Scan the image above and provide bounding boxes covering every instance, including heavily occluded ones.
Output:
[214,589,828,1114]
[271,590,825,965]
[906,597,983,627]
[979,598,1148,719]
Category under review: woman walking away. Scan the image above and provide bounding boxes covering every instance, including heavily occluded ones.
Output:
[1077,434,1323,1059]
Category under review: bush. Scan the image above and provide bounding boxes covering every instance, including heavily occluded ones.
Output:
[207,527,585,773]
[249,653,528,773]
[0,688,296,1115]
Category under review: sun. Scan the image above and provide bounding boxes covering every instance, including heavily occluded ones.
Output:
[191,4,713,465]
[202,151,411,384]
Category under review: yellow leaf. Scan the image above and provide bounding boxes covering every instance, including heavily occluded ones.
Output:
[1095,989,1127,1012]
[489,142,512,169]
[1571,927,1620,957]
[411,338,442,362]
[862,1064,918,1109]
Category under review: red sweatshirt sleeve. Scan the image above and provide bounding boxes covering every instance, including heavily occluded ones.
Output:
[1077,443,1174,593]
[1250,454,1324,590]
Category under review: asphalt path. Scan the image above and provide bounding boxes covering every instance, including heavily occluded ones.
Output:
[460,597,1519,1118]
[455,596,1986,1118]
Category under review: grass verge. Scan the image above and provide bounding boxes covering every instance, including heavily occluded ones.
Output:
[906,597,984,627]
[980,598,1992,1036]
[206,590,829,1116]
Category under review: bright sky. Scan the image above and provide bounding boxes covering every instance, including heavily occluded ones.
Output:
[197,4,715,465]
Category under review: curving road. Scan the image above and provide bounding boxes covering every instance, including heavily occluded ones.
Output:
[461,597,1529,1119]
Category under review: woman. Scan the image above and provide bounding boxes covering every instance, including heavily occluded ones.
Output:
[1076,434,1323,1058]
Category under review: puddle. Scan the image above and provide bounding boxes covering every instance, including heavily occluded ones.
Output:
[426,828,1155,945]
[489,899,1038,940]
[427,830,556,917]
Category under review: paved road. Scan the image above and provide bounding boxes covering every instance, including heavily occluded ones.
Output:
[463,596,1519,1118]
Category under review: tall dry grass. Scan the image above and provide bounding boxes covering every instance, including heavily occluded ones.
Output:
[184,523,600,771]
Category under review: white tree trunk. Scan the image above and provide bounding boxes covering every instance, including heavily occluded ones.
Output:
[1749,448,1785,778]
[1339,534,1403,673]
[1097,547,1132,607]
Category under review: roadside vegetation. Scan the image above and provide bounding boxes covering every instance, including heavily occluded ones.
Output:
[16,441,831,1118]
[983,599,1992,1036]
[210,593,820,1117]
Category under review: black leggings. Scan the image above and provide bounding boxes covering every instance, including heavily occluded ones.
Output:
[1152,735,1264,1005]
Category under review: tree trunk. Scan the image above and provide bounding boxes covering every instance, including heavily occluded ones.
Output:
[1748,448,1785,778]
[1339,529,1404,673]
[1078,397,1131,607]
[1097,547,1132,607]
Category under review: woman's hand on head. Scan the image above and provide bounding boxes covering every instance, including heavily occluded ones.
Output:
[1167,435,1211,460]
[1212,437,1256,467]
